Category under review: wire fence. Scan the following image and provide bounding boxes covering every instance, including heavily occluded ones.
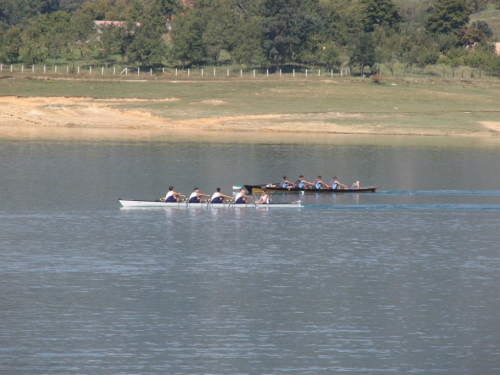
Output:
[0,63,498,81]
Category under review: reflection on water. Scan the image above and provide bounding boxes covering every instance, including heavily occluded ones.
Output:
[1,128,500,374]
[3,125,500,149]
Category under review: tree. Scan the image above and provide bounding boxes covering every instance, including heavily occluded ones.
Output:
[470,20,493,38]
[260,0,306,70]
[457,27,487,48]
[425,0,472,34]
[466,0,488,12]
[319,0,366,46]
[362,0,403,33]
[170,10,204,68]
[320,41,342,70]
[2,25,22,62]
[30,11,71,62]
[463,44,500,71]
[227,15,265,65]
[127,0,167,67]
[69,11,96,59]
[350,32,376,76]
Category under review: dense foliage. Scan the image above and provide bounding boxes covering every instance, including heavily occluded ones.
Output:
[1,0,499,74]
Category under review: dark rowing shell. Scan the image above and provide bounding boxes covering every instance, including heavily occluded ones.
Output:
[244,184,377,194]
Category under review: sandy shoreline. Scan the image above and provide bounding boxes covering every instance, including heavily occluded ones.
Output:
[1,95,500,136]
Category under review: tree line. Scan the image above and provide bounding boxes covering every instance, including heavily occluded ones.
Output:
[1,0,500,75]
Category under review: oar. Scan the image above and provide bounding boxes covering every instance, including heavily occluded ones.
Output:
[247,196,257,207]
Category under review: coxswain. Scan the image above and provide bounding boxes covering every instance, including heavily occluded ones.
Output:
[313,175,329,189]
[188,187,210,203]
[234,187,251,204]
[294,175,313,189]
[256,189,269,204]
[279,175,295,189]
[211,187,232,203]
[330,176,347,190]
[350,180,360,190]
[165,186,185,202]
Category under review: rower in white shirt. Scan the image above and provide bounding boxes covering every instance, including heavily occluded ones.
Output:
[234,188,251,204]
[211,187,232,203]
[256,189,269,204]
[165,186,185,202]
[188,187,210,203]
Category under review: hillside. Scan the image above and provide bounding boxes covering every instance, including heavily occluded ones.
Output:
[471,9,500,39]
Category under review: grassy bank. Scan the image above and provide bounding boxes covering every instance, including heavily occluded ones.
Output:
[1,75,500,136]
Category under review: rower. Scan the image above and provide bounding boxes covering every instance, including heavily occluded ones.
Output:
[234,187,251,204]
[256,189,269,204]
[188,187,210,203]
[211,187,232,203]
[165,186,185,202]
[313,175,329,189]
[294,175,313,189]
[280,175,295,189]
[330,176,347,190]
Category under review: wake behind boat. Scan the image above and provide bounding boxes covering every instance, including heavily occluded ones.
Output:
[244,184,377,194]
[119,199,302,208]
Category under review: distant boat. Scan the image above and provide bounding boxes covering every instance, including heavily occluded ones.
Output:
[244,184,377,194]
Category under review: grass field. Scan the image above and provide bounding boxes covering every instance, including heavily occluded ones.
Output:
[1,75,500,136]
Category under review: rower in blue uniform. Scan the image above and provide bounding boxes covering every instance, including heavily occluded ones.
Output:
[211,187,232,203]
[188,187,210,203]
[165,186,185,202]
[280,175,295,189]
[294,175,313,189]
[330,176,347,190]
[313,175,329,189]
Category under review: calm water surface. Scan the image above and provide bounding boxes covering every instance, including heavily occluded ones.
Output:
[1,128,500,374]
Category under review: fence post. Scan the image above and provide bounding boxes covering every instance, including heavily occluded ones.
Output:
[44,65,46,73]
[253,69,255,77]
[78,66,80,74]
[240,69,242,77]
[227,69,229,77]
[293,69,295,77]
[11,65,13,72]
[150,68,152,76]
[22,65,24,73]
[305,69,307,78]
[188,68,190,77]
[318,69,320,77]
[280,69,282,77]
[214,69,216,77]
[201,68,203,77]
[90,66,92,74]
[102,67,104,75]
[176,68,177,76]
[67,66,69,74]
[55,66,57,74]
[113,67,116,75]
[266,69,269,77]
[32,65,35,73]
[138,67,140,76]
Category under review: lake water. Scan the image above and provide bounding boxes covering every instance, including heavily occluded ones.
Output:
[1,127,500,374]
